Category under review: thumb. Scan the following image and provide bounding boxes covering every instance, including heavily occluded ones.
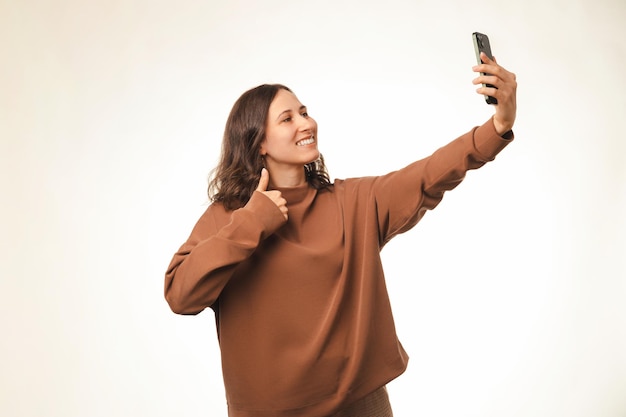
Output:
[256,168,269,192]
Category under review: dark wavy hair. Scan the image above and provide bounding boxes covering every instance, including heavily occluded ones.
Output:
[208,84,331,210]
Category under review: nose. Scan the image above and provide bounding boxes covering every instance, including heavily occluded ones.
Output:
[299,115,317,133]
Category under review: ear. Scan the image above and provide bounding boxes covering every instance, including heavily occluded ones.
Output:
[259,140,267,156]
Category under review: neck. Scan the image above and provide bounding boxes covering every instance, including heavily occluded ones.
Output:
[267,165,307,188]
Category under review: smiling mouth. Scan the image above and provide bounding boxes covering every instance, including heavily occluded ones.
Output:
[296,135,315,146]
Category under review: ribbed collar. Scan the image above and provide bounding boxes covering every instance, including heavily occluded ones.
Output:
[273,183,313,205]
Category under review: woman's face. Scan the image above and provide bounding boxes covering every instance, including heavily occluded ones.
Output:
[261,89,319,174]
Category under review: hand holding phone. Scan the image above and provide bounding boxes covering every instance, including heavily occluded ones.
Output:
[472,32,497,105]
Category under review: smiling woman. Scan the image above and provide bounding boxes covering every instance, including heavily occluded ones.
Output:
[260,89,321,187]
[206,84,332,212]
[164,71,517,417]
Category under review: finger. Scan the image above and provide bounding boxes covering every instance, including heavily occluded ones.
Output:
[256,168,269,192]
[474,54,502,76]
[476,84,499,99]
[472,74,499,86]
[472,62,495,75]
[280,202,289,220]
[276,196,288,220]
[480,52,495,64]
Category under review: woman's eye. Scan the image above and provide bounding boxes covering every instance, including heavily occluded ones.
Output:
[283,117,292,122]
[301,112,309,117]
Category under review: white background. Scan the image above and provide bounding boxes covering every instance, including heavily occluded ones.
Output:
[1,0,625,416]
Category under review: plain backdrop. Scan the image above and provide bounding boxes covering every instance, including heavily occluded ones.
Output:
[1,0,625,416]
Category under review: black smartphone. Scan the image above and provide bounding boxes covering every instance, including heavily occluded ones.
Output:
[472,32,497,105]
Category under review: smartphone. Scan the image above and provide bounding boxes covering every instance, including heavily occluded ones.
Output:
[472,32,497,105]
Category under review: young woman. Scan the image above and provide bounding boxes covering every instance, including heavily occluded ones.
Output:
[165,53,517,417]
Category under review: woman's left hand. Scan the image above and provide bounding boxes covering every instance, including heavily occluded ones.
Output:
[473,52,517,135]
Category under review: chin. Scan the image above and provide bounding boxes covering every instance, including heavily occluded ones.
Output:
[305,151,321,164]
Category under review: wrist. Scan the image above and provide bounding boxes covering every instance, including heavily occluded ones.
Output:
[493,118,513,137]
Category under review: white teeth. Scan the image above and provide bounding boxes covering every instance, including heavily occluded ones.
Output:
[297,136,315,146]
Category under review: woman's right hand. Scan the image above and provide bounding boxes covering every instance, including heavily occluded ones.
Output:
[472,52,517,135]
[256,168,288,221]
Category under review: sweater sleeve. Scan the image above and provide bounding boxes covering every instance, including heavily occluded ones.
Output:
[372,117,513,245]
[164,192,287,315]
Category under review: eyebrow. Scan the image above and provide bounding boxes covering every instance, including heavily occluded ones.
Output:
[275,105,307,121]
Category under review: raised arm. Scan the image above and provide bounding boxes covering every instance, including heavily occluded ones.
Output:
[369,55,518,242]
[366,117,513,245]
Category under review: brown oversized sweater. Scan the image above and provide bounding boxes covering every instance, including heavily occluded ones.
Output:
[165,118,513,417]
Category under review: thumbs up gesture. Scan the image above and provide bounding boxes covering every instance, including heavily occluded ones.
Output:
[256,168,288,221]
